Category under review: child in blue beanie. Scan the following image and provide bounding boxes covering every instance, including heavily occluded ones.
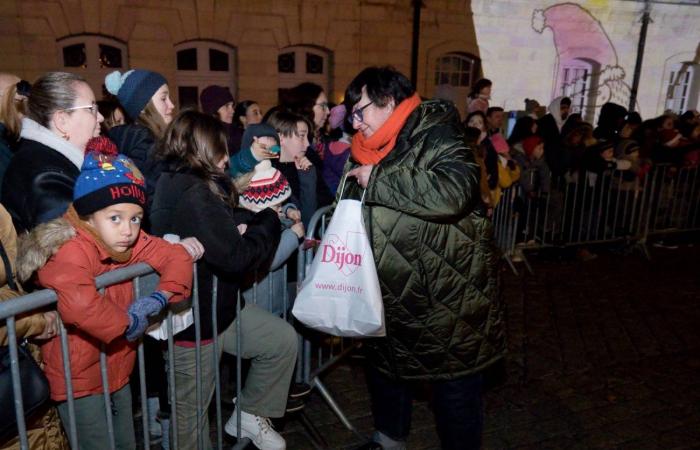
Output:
[19,149,201,449]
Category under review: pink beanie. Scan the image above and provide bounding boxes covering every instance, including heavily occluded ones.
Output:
[329,104,347,130]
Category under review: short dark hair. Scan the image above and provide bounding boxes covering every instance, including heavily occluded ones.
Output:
[265,110,311,138]
[344,66,415,110]
[560,97,572,107]
[468,78,492,99]
[486,106,504,117]
[282,82,324,129]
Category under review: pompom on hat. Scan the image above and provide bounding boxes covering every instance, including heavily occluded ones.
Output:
[239,160,291,212]
[73,152,147,216]
[200,85,235,116]
[105,69,167,120]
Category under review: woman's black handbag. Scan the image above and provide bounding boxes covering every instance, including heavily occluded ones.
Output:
[0,240,51,441]
[0,343,51,441]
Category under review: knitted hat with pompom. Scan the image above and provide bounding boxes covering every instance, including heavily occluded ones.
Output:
[238,160,291,212]
[105,69,167,120]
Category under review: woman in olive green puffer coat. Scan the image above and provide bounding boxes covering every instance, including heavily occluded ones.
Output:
[341,66,505,449]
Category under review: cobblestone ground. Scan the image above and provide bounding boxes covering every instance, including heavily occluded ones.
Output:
[276,245,700,449]
[138,244,700,449]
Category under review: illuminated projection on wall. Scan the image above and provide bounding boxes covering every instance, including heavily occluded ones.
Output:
[532,2,637,120]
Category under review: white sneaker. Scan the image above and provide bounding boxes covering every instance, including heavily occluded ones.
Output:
[224,407,286,450]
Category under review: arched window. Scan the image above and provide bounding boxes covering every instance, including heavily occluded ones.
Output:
[57,35,128,97]
[278,45,332,103]
[431,52,479,116]
[174,41,237,110]
[434,52,478,88]
[560,58,600,123]
[666,63,700,114]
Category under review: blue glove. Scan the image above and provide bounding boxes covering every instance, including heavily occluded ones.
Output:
[125,291,168,342]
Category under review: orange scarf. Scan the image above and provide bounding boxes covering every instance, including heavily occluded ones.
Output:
[351,93,421,165]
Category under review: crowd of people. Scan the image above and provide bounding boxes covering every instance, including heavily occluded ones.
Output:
[0,63,697,450]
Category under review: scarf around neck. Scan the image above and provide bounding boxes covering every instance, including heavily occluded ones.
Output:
[350,93,421,165]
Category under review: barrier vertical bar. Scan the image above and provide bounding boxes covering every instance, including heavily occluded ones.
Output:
[166,310,178,450]
[99,283,116,450]
[688,168,699,228]
[235,290,242,442]
[612,175,624,239]
[6,318,29,450]
[58,318,78,446]
[99,344,116,450]
[134,277,150,449]
[211,276,222,450]
[569,174,580,242]
[192,264,204,450]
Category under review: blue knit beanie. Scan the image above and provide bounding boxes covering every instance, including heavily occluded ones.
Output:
[73,152,147,216]
[105,69,167,120]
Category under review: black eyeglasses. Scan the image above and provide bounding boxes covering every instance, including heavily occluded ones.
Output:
[350,101,373,123]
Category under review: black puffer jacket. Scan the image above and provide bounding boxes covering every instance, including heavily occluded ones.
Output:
[341,100,505,381]
[1,138,79,233]
[150,169,280,341]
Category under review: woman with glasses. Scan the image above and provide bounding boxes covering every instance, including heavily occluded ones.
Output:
[281,82,334,207]
[1,72,103,233]
[342,67,503,450]
[105,69,174,215]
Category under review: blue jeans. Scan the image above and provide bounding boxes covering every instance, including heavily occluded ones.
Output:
[366,366,484,450]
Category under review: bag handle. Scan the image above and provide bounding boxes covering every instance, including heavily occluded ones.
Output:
[338,173,367,205]
[0,241,17,292]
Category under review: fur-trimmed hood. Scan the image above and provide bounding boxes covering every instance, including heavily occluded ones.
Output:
[16,217,75,283]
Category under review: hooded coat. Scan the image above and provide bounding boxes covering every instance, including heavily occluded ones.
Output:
[341,100,504,381]
[16,210,193,401]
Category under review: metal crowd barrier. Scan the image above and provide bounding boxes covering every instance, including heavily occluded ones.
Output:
[492,164,700,272]
[0,262,251,450]
[292,206,367,445]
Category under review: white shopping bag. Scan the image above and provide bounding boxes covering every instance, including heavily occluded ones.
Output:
[146,307,194,340]
[292,190,385,337]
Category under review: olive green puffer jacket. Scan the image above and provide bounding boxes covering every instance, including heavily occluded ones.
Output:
[341,100,505,381]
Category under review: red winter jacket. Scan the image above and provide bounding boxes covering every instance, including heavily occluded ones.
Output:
[36,218,192,401]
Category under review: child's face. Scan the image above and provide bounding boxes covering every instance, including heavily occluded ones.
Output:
[256,136,278,151]
[533,143,544,160]
[87,203,144,253]
[280,121,309,161]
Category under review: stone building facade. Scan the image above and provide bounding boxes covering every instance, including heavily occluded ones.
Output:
[471,0,700,121]
[0,0,481,115]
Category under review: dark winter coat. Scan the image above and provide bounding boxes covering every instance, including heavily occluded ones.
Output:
[150,169,281,341]
[1,138,79,233]
[341,100,504,381]
[108,124,165,211]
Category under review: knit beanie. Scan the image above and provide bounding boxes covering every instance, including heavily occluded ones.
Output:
[105,70,167,120]
[241,123,279,153]
[329,104,347,130]
[200,85,234,115]
[522,135,543,158]
[239,160,291,212]
[73,152,147,216]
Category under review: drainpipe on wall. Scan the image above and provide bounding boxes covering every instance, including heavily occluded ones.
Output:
[410,0,423,87]
[629,0,652,112]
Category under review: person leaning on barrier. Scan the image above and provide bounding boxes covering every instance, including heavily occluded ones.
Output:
[0,204,68,450]
[343,66,505,450]
[150,110,297,450]
[15,150,196,450]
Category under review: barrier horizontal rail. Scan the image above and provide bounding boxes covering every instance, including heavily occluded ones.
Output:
[0,260,254,450]
[492,164,700,273]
